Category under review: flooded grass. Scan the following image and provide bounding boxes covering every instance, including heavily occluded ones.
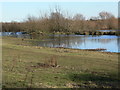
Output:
[2,37,119,88]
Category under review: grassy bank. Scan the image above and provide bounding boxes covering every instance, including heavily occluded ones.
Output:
[29,31,120,37]
[2,37,119,88]
[74,31,119,35]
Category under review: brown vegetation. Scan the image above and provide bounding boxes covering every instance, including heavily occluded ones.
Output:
[1,8,118,35]
[31,56,58,68]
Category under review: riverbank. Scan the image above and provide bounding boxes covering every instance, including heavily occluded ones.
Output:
[2,37,119,88]
[74,31,119,35]
[1,30,120,37]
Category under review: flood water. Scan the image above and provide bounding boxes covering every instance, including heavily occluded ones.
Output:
[37,35,120,53]
[1,32,120,53]
[97,30,119,32]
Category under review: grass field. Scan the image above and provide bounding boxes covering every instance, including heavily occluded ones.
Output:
[2,36,119,88]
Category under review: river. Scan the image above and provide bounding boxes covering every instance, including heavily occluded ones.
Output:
[0,32,120,53]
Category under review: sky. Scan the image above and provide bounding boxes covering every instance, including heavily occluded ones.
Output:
[0,1,119,22]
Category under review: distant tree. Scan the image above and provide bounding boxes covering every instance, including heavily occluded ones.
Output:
[72,13,85,32]
[73,14,85,20]
[2,8,118,34]
[49,7,66,32]
[99,11,114,20]
[27,15,37,22]
[99,11,115,29]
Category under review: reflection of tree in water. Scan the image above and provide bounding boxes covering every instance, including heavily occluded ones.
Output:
[90,38,116,44]
[51,35,83,48]
[37,35,118,52]
[49,35,85,48]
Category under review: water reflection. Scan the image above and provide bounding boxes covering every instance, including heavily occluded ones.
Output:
[1,32,119,53]
[37,35,119,53]
[0,32,31,39]
[97,30,120,32]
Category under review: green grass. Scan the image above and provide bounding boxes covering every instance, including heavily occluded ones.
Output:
[2,36,119,88]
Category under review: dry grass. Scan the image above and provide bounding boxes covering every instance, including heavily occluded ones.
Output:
[2,37,119,88]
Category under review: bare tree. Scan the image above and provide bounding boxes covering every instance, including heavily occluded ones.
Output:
[72,13,85,32]
[49,6,65,33]
[99,11,114,20]
[99,11,116,29]
[73,14,85,20]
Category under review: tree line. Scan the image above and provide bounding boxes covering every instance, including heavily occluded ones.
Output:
[1,7,118,35]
